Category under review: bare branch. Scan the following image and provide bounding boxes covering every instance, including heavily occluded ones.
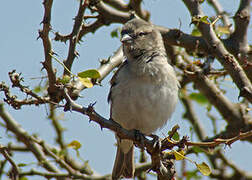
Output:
[0,72,55,109]
[182,0,252,103]
[180,88,207,141]
[40,0,58,100]
[186,130,252,147]
[48,104,65,149]
[226,0,252,81]
[61,86,179,179]
[64,0,87,76]
[0,145,19,180]
[207,0,232,28]
[129,0,150,20]
[19,169,110,180]
[103,0,129,12]
[59,85,252,179]
[0,102,60,173]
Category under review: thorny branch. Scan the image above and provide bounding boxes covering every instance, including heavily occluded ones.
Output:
[64,0,88,76]
[0,71,52,109]
[1,0,252,179]
[182,0,252,103]
[58,86,252,179]
[39,0,58,101]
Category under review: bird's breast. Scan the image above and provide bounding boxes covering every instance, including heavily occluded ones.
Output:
[111,68,178,134]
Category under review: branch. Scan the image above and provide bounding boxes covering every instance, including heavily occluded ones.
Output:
[19,169,110,180]
[173,49,252,131]
[0,145,19,180]
[103,0,129,12]
[186,130,252,147]
[0,71,55,109]
[59,86,252,179]
[78,1,134,40]
[0,159,7,180]
[180,88,207,141]
[182,0,252,103]
[64,0,87,76]
[129,0,150,20]
[226,0,252,81]
[48,104,65,149]
[0,102,60,173]
[70,47,124,97]
[207,0,232,28]
[61,86,179,179]
[40,0,58,101]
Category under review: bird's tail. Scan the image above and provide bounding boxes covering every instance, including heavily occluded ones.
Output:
[112,140,134,179]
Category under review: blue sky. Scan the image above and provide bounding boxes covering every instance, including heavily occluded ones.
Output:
[0,0,251,179]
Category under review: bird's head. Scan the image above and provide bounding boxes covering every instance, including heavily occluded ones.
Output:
[120,18,165,61]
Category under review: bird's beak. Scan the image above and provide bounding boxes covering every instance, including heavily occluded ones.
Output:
[120,34,133,43]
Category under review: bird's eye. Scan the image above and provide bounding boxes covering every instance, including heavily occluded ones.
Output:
[138,32,148,36]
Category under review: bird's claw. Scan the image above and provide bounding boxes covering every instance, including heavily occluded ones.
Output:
[150,134,161,151]
[134,129,146,149]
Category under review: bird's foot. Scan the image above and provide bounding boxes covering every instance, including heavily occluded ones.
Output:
[149,134,161,151]
[134,129,146,149]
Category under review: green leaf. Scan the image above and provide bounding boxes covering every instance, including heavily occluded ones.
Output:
[192,146,204,154]
[58,149,67,158]
[18,163,27,167]
[191,28,202,37]
[216,26,231,35]
[191,15,210,25]
[195,162,211,176]
[78,69,101,79]
[111,29,119,38]
[173,150,186,161]
[185,170,201,180]
[59,75,71,84]
[200,16,210,24]
[78,77,93,88]
[20,177,28,180]
[33,86,42,93]
[189,93,208,105]
[168,131,180,141]
[67,140,82,150]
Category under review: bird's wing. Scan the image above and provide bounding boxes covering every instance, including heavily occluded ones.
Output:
[107,60,128,103]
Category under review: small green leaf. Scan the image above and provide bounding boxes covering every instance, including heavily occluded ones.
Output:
[111,29,119,38]
[173,150,186,161]
[20,177,28,180]
[51,148,58,155]
[191,15,210,25]
[184,170,201,180]
[59,75,71,84]
[18,163,27,167]
[196,162,211,176]
[67,140,82,150]
[168,131,180,141]
[192,146,204,154]
[58,149,67,158]
[78,77,93,88]
[216,26,231,35]
[200,16,210,24]
[78,69,101,79]
[33,86,42,93]
[191,28,202,37]
[189,93,208,105]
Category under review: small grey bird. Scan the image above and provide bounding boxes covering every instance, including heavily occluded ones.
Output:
[108,18,179,179]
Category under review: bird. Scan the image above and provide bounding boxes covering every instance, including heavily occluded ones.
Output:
[108,18,179,179]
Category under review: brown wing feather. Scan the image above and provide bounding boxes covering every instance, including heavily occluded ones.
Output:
[107,60,128,103]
